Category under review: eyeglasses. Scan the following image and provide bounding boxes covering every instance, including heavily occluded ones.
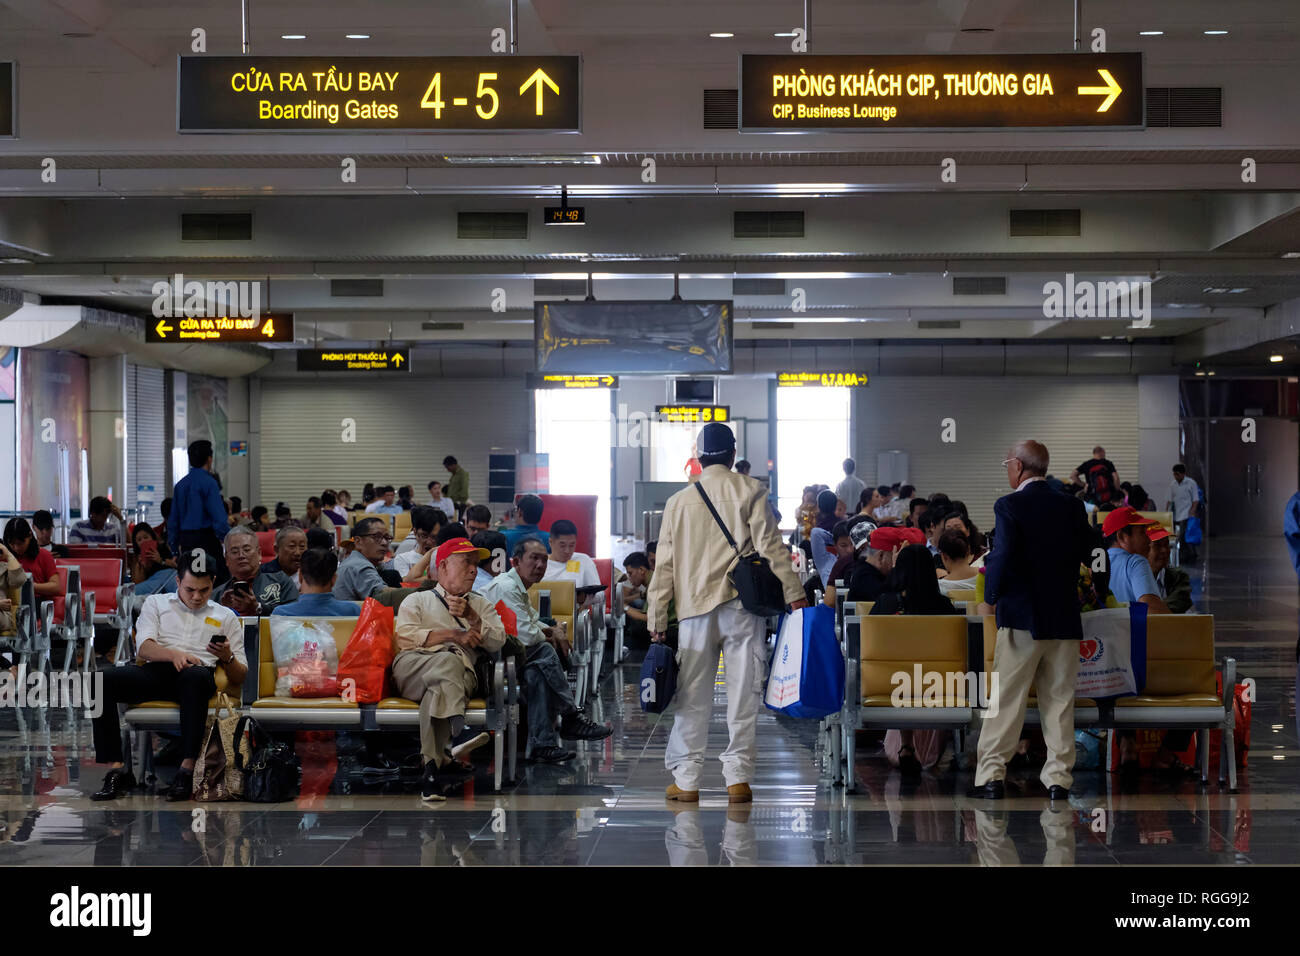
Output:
[1001,458,1020,468]
[359,533,392,544]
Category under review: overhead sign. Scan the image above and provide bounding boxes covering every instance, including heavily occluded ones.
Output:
[740,53,1143,130]
[146,313,293,343]
[529,373,617,389]
[178,56,581,132]
[0,63,14,137]
[297,348,411,372]
[656,405,730,424]
[778,371,870,387]
[544,205,586,225]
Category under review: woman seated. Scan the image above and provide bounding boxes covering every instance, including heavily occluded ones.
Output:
[130,522,178,596]
[935,530,978,594]
[870,545,961,777]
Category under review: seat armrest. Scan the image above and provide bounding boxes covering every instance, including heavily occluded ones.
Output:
[113,582,135,625]
[241,621,261,706]
[1221,657,1237,727]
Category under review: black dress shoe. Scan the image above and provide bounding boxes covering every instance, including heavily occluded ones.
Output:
[90,768,137,802]
[164,769,193,802]
[966,780,1005,799]
[1047,785,1069,801]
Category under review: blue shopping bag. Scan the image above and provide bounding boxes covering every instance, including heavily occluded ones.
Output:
[764,605,845,719]
[1185,515,1203,544]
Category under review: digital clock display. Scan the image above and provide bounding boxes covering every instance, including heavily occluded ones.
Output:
[544,205,586,225]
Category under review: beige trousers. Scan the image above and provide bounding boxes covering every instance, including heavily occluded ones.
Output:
[391,648,477,766]
[975,628,1080,790]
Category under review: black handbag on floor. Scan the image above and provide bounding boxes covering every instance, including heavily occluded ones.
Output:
[233,715,301,803]
[694,483,789,618]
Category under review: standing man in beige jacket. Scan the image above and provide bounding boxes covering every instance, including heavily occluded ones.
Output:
[648,423,807,804]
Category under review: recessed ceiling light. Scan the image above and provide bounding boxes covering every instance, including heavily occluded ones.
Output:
[709,32,735,38]
[774,32,798,37]
[1207,370,1216,375]
[346,34,370,39]
[281,34,307,40]
[1203,287,1229,294]
[443,154,602,166]
[1270,354,1284,363]
[1283,252,1300,258]
[1139,30,1164,36]
[1204,30,1229,36]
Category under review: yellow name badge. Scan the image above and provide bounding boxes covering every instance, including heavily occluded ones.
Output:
[565,560,580,573]
[204,617,224,629]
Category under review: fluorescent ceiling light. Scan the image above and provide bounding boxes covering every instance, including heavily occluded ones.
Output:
[1283,252,1300,258]
[1270,354,1284,363]
[1207,370,1216,375]
[1194,371,1206,376]
[709,33,735,38]
[1139,30,1164,36]
[774,32,798,37]
[281,34,307,40]
[443,154,601,165]
[1228,288,1251,294]
[1204,30,1229,35]
[346,34,370,39]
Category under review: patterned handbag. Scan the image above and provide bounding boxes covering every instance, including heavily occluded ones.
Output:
[193,692,251,802]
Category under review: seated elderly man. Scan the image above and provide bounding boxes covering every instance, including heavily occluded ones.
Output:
[394,538,507,802]
[1147,526,1192,613]
[213,526,298,615]
[90,564,248,801]
[847,526,923,602]
[260,525,308,591]
[484,537,611,764]
[335,517,395,600]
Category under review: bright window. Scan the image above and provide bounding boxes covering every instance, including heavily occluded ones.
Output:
[650,420,740,482]
[534,388,611,557]
[776,386,851,525]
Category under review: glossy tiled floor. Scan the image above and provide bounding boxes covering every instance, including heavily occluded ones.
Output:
[1,534,1296,866]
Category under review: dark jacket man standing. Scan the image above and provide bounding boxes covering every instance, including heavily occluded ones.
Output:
[971,439,1093,802]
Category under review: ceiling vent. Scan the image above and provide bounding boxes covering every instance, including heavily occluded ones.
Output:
[1009,209,1081,237]
[330,279,384,297]
[704,89,739,129]
[422,321,465,331]
[180,212,252,241]
[732,278,787,296]
[533,278,588,297]
[457,211,528,239]
[734,210,805,239]
[952,277,1006,295]
[918,320,962,329]
[1146,87,1222,127]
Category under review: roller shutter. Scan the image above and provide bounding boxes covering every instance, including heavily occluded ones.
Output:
[126,364,167,525]
[259,378,529,513]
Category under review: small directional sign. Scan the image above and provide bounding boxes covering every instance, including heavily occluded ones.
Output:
[778,371,870,387]
[656,404,729,423]
[528,373,617,389]
[146,313,294,343]
[297,348,411,372]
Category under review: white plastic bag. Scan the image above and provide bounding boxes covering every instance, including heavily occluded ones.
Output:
[269,618,341,698]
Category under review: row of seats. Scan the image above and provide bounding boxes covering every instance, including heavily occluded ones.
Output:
[824,606,1240,791]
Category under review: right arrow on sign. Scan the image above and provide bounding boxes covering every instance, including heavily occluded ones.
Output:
[1077,68,1122,112]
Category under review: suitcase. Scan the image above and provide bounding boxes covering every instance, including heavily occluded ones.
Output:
[639,642,678,713]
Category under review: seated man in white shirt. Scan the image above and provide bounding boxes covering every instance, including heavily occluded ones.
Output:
[90,562,248,802]
[393,506,445,576]
[366,485,403,515]
[427,480,456,519]
[542,519,604,608]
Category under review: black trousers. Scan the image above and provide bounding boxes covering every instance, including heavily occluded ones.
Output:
[92,663,216,764]
[177,530,230,585]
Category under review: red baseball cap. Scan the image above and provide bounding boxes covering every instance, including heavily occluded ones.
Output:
[869,527,926,551]
[1146,525,1172,542]
[1101,506,1158,538]
[434,537,490,567]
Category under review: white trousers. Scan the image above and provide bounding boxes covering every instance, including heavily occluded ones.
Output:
[975,628,1081,790]
[665,598,767,790]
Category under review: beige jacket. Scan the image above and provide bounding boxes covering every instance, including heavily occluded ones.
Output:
[647,465,803,631]
[393,584,506,666]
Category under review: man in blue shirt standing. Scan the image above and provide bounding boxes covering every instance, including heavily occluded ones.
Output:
[1103,506,1171,613]
[168,440,230,582]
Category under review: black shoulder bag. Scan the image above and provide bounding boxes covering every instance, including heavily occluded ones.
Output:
[694,482,789,618]
[232,714,300,803]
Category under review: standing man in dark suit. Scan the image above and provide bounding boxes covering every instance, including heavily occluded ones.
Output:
[970,440,1093,802]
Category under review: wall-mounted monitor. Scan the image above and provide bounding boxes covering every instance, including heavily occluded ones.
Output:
[535,300,732,374]
[673,378,717,404]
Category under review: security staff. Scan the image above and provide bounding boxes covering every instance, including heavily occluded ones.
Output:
[647,422,806,805]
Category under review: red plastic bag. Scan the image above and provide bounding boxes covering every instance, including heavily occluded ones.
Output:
[338,598,395,704]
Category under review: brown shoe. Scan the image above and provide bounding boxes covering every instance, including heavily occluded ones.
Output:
[727,782,753,804]
[665,783,699,802]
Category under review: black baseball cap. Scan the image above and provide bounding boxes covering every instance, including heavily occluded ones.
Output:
[698,422,736,455]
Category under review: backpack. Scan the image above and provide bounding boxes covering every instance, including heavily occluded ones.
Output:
[1085,461,1114,504]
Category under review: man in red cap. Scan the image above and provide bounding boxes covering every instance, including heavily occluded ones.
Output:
[846,526,924,602]
[1103,506,1171,613]
[392,537,506,803]
[1146,526,1192,613]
